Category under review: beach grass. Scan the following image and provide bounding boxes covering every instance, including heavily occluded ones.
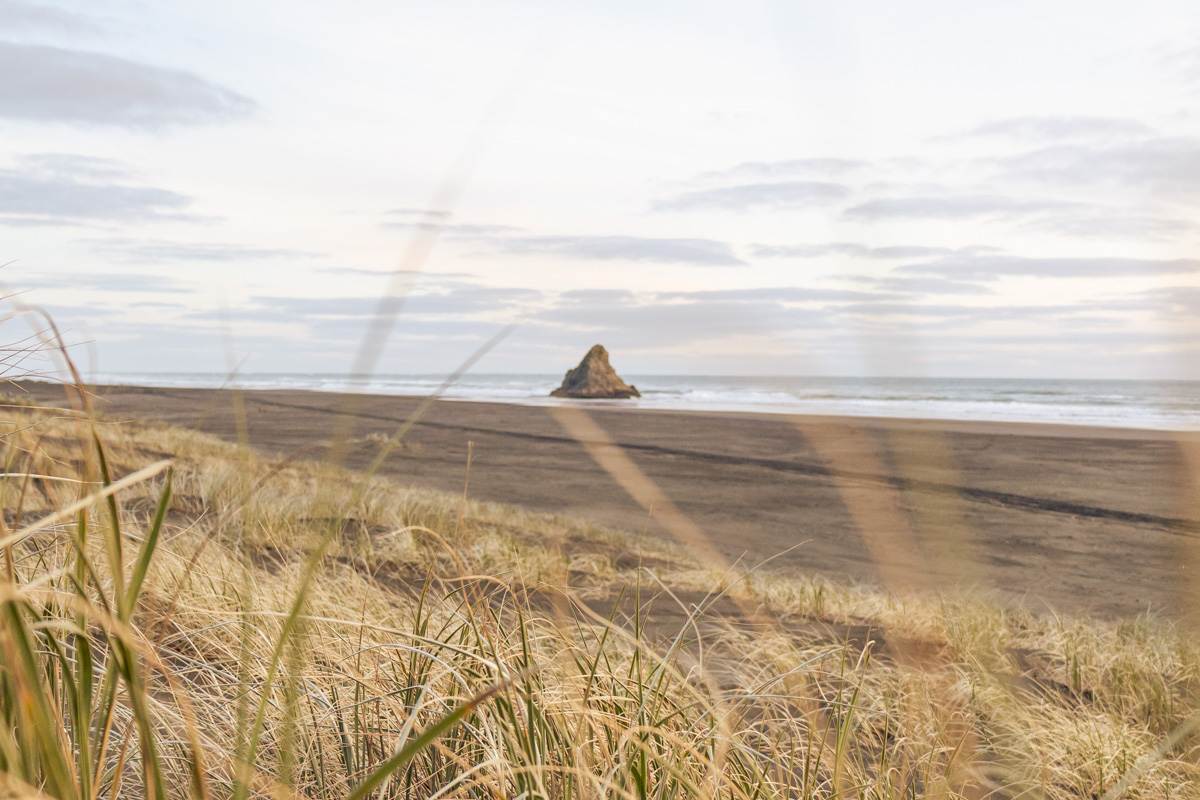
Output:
[2,395,1199,799]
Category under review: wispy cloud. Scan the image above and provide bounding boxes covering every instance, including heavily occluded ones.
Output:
[955,115,1155,142]
[17,152,130,180]
[1023,212,1195,241]
[0,153,197,225]
[379,207,745,267]
[848,275,994,296]
[844,194,1081,221]
[318,266,478,279]
[1158,39,1200,89]
[0,0,101,34]
[382,219,523,237]
[236,286,544,319]
[655,181,850,211]
[834,301,1090,321]
[4,271,189,293]
[534,297,831,345]
[752,242,972,260]
[490,234,745,266]
[994,137,1200,196]
[83,238,321,262]
[658,287,898,303]
[0,41,254,128]
[899,254,1200,279]
[557,289,639,305]
[695,158,866,182]
[379,207,521,238]
[1113,286,1200,317]
[384,207,453,219]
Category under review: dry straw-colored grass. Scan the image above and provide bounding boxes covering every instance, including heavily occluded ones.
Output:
[2,401,1199,799]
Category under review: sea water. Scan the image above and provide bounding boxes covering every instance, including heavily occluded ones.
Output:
[83,373,1200,430]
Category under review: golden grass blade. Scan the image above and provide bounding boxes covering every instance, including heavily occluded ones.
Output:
[360,325,513,477]
[0,473,97,483]
[1099,711,1200,800]
[549,406,731,571]
[785,420,927,596]
[0,458,172,551]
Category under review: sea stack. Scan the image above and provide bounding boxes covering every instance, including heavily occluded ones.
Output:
[551,344,641,399]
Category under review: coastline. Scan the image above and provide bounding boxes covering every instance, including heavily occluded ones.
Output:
[77,373,1200,432]
[441,395,1200,441]
[34,377,1200,439]
[18,380,1200,619]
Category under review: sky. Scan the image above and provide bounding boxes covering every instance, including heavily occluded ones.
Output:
[1,0,1199,379]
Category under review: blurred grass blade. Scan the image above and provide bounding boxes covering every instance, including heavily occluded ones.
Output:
[0,459,173,551]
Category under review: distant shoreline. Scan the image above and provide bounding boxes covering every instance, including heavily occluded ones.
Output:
[433,394,1200,439]
[21,377,1200,436]
[48,373,1200,432]
[19,377,1200,436]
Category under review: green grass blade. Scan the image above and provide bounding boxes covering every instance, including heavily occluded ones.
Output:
[91,432,127,608]
[123,470,172,619]
[346,682,505,800]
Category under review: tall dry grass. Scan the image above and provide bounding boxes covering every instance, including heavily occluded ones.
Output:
[2,395,1198,799]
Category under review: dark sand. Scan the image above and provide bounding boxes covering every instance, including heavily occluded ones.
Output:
[21,382,1200,619]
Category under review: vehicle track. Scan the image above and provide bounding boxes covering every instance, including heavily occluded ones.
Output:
[214,392,1200,538]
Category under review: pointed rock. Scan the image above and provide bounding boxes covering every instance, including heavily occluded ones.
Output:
[550,345,640,399]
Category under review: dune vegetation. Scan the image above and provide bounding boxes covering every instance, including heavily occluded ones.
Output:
[1,391,1199,799]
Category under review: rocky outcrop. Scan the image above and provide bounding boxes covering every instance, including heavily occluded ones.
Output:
[550,345,640,399]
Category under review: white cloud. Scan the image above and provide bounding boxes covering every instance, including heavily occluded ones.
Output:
[898,254,1200,279]
[955,115,1156,142]
[0,41,254,128]
[655,181,849,211]
[0,0,100,34]
[487,234,746,266]
[843,194,1082,221]
[0,153,196,224]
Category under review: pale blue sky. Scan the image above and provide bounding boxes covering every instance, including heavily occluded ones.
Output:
[2,0,1198,378]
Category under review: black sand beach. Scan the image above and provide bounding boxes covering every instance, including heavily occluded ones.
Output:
[23,381,1200,619]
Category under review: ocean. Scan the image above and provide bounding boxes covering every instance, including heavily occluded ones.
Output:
[84,373,1200,430]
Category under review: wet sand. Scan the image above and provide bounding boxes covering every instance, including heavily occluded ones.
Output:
[22,381,1200,619]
